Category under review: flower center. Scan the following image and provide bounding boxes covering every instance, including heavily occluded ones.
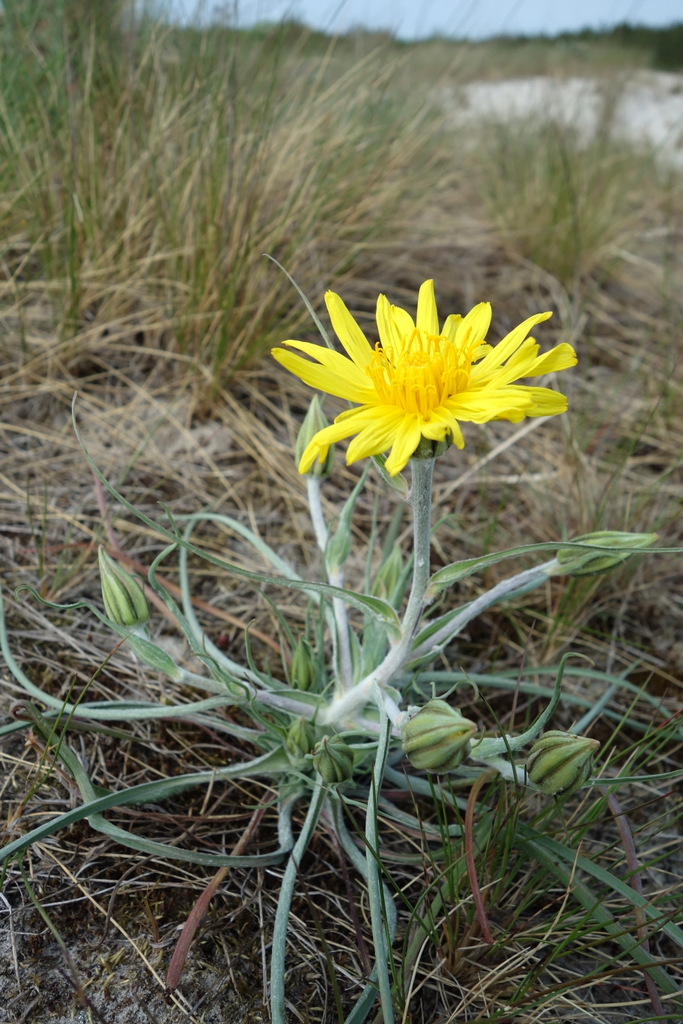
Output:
[367,329,474,416]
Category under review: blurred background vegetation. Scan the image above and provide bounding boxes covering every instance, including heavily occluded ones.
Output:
[1,1,682,383]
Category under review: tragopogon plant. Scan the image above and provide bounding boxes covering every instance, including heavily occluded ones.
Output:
[0,277,664,1023]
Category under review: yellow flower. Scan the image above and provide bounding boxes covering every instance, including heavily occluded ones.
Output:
[272,280,576,476]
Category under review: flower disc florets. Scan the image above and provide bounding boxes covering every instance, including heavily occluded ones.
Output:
[366,326,480,417]
[272,279,577,476]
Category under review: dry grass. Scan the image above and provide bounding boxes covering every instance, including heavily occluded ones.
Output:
[0,11,682,1024]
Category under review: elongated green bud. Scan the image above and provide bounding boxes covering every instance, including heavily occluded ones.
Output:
[98,546,149,627]
[296,395,334,477]
[326,525,351,575]
[312,734,354,785]
[285,717,316,760]
[290,637,316,691]
[526,730,599,796]
[401,699,477,773]
[555,531,657,577]
[371,545,403,600]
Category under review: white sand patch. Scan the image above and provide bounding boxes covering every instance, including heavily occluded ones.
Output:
[440,72,683,167]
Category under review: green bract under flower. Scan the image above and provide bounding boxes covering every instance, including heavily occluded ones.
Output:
[272,280,577,476]
[312,734,354,785]
[401,698,477,773]
[526,730,600,796]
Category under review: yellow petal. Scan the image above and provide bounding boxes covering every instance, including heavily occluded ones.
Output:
[325,291,373,368]
[390,304,415,351]
[298,418,368,473]
[345,408,406,464]
[484,337,540,382]
[442,313,463,345]
[490,340,577,385]
[526,343,577,376]
[446,390,532,422]
[476,311,552,374]
[504,385,569,416]
[385,417,423,476]
[421,408,465,448]
[280,338,374,389]
[454,302,492,351]
[376,293,404,351]
[272,347,376,403]
[416,280,439,337]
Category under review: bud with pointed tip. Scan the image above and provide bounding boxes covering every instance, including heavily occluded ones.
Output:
[526,730,599,796]
[285,717,316,760]
[371,545,404,601]
[312,734,353,785]
[290,637,316,691]
[98,546,149,627]
[326,525,351,575]
[401,699,477,773]
[296,395,334,477]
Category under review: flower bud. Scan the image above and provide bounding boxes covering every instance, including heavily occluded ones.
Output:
[555,531,657,578]
[326,526,351,575]
[312,734,354,785]
[526,730,599,796]
[401,699,477,773]
[98,546,149,627]
[295,395,334,477]
[285,717,316,760]
[371,546,404,601]
[290,637,316,691]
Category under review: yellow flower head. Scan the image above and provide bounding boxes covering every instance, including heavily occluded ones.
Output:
[272,280,576,477]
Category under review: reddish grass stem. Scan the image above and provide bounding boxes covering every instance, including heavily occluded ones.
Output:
[464,770,495,945]
[165,804,265,991]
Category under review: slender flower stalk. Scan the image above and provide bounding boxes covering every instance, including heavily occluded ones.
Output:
[306,475,353,689]
[411,560,558,664]
[320,459,435,725]
[401,457,435,642]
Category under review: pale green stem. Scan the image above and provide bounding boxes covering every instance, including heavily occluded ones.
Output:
[320,458,435,726]
[410,560,557,664]
[468,753,525,784]
[0,585,317,723]
[307,476,353,690]
[320,677,373,725]
[306,476,329,551]
[377,689,403,729]
[330,585,353,691]
[469,650,580,759]
[401,457,435,644]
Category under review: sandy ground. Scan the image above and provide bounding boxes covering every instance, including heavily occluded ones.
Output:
[440,71,683,166]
